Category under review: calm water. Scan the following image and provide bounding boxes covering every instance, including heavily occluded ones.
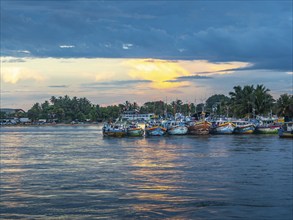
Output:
[0,125,292,220]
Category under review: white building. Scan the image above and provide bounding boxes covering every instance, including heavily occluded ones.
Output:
[121,111,154,121]
[19,118,31,123]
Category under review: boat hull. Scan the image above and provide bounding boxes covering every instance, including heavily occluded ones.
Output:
[211,123,236,134]
[278,130,293,138]
[255,125,280,134]
[188,121,211,135]
[127,128,144,137]
[278,123,293,138]
[168,126,188,135]
[103,130,127,137]
[233,124,255,134]
[145,126,167,136]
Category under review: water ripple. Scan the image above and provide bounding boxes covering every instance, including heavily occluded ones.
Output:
[0,126,292,219]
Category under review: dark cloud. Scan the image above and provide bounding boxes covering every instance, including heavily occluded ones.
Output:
[1,1,292,71]
[166,75,213,83]
[48,85,69,88]
[81,79,152,87]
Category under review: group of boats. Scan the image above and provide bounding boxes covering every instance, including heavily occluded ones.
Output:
[102,114,293,138]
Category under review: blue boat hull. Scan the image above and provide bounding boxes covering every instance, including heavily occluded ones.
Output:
[145,127,166,136]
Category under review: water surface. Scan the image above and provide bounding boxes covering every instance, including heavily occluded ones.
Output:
[1,125,292,219]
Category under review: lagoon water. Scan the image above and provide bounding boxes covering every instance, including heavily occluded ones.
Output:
[0,125,292,219]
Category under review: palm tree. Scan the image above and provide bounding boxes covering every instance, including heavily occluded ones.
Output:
[50,96,57,105]
[124,101,131,111]
[229,84,274,118]
[229,85,254,117]
[205,94,230,113]
[133,102,139,112]
[27,103,42,121]
[176,99,183,112]
[253,84,274,116]
[196,103,205,113]
[275,94,293,117]
[229,85,243,117]
[241,85,255,117]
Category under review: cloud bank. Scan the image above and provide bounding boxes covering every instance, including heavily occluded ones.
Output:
[1,1,292,72]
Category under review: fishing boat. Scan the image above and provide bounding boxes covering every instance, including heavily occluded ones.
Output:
[145,121,167,136]
[278,122,293,138]
[102,123,127,137]
[255,124,281,134]
[232,120,256,134]
[167,121,188,135]
[127,123,144,137]
[210,120,236,134]
[255,117,281,134]
[188,120,211,135]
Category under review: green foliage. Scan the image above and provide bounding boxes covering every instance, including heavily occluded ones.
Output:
[253,84,275,115]
[229,84,275,118]
[275,94,293,117]
[196,103,205,112]
[141,101,165,115]
[25,85,289,122]
[27,96,95,122]
[205,94,230,115]
[0,111,7,119]
[27,103,42,121]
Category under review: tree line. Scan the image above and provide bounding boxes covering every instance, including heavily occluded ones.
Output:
[2,84,292,122]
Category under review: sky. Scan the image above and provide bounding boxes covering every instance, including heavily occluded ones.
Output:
[1,0,292,110]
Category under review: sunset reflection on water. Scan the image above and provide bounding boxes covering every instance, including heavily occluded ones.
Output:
[0,126,292,219]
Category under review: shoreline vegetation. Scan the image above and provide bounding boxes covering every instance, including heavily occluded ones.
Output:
[1,123,101,127]
[1,84,292,125]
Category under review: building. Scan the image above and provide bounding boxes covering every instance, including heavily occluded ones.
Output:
[121,111,155,121]
[0,108,25,115]
[19,118,31,123]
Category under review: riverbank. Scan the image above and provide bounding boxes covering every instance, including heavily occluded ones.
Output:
[0,122,102,127]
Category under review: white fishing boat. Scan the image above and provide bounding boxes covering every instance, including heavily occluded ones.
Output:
[232,120,255,134]
[166,121,188,135]
[102,123,127,137]
[145,121,167,136]
[126,123,144,137]
[210,119,236,134]
[255,117,281,134]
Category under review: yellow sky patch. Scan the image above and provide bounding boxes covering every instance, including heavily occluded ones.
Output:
[1,66,45,84]
[124,59,251,89]
[124,59,190,89]
[178,60,251,75]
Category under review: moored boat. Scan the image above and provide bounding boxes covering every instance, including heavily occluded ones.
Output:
[145,126,167,136]
[255,117,281,134]
[210,120,236,134]
[127,123,144,137]
[145,121,167,136]
[278,122,293,138]
[102,123,127,137]
[232,120,255,134]
[188,120,211,135]
[255,125,280,134]
[167,122,188,135]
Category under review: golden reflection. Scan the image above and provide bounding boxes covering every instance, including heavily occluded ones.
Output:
[127,138,187,212]
[1,134,28,208]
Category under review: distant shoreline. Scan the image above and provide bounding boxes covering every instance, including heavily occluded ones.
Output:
[0,123,102,127]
